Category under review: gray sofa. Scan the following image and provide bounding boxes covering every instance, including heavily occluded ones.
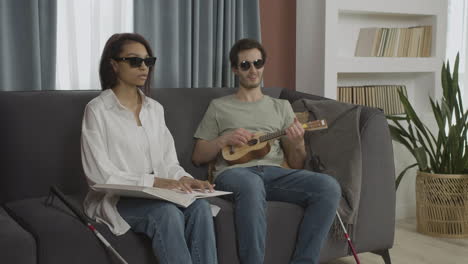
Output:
[0,87,395,264]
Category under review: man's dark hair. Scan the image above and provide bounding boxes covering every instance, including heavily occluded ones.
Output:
[229,38,267,68]
[99,33,154,96]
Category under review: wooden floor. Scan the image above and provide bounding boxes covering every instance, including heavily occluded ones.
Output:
[327,218,468,264]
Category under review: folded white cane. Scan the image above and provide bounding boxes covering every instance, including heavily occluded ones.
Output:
[49,186,128,264]
[336,211,360,264]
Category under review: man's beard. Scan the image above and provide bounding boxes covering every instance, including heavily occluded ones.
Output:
[239,75,262,89]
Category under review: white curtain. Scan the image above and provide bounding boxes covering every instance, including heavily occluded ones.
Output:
[446,0,468,108]
[55,0,133,90]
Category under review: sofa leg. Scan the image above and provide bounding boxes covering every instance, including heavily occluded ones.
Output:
[371,249,391,264]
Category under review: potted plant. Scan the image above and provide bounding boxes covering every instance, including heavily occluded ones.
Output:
[387,53,468,238]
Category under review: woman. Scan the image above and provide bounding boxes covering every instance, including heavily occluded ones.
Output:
[81,33,217,264]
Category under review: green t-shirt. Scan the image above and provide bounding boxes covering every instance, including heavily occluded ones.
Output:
[194,94,296,179]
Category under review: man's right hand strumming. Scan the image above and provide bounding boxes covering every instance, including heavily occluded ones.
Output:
[192,128,253,166]
[217,128,254,148]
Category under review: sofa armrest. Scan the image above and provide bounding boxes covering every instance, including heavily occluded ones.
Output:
[0,206,36,264]
[354,107,396,252]
[280,89,396,252]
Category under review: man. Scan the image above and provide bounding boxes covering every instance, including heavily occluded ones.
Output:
[192,38,341,264]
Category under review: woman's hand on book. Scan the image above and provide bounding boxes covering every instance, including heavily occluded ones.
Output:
[153,177,215,193]
[179,176,215,193]
[153,178,193,193]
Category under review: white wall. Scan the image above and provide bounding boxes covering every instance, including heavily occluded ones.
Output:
[446,0,468,109]
[296,0,325,95]
[393,144,417,220]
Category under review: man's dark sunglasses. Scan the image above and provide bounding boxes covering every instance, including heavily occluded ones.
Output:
[238,59,265,71]
[114,57,157,68]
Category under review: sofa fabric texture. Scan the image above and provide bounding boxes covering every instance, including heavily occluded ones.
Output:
[291,99,363,236]
[0,207,36,264]
[0,88,395,264]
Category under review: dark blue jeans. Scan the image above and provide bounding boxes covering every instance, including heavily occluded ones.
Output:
[117,198,217,264]
[215,166,341,264]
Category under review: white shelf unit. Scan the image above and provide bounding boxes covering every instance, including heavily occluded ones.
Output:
[324,0,447,111]
[336,57,440,73]
[320,0,448,220]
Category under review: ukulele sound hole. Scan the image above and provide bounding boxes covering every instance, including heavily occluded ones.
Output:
[247,139,258,146]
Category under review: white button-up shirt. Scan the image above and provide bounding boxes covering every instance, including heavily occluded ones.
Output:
[81,89,192,235]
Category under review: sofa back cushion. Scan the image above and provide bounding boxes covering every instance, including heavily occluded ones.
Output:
[0,88,282,203]
[0,90,99,203]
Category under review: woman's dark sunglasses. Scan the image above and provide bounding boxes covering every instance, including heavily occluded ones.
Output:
[238,59,265,71]
[114,57,157,68]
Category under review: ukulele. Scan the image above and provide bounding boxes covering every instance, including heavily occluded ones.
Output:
[221,120,328,165]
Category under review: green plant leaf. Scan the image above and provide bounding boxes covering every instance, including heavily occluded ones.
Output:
[386,115,408,121]
[395,163,418,190]
[387,53,467,176]
[463,145,468,173]
[388,118,413,139]
[388,124,416,153]
[456,85,465,116]
[414,147,428,171]
[442,62,449,100]
[441,98,452,126]
[452,54,461,118]
[430,98,444,131]
[447,126,459,173]
[398,90,433,149]
[415,129,436,170]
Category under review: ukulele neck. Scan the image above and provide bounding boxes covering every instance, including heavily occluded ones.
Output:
[256,120,326,143]
[259,130,286,143]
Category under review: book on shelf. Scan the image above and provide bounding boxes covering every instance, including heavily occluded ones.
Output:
[397,28,410,57]
[92,184,232,208]
[354,28,381,57]
[355,26,432,57]
[377,28,388,56]
[383,86,390,114]
[422,25,432,57]
[337,85,407,115]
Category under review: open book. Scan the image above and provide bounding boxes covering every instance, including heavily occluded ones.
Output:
[92,184,231,208]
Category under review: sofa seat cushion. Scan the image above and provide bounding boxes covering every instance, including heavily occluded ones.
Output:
[4,197,156,264]
[5,195,348,264]
[207,197,347,264]
[0,207,36,264]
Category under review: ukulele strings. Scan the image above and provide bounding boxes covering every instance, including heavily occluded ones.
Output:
[258,121,320,142]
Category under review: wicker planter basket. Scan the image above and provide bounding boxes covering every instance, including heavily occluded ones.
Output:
[416,171,468,238]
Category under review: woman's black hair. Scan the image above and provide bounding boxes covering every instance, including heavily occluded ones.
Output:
[99,33,154,96]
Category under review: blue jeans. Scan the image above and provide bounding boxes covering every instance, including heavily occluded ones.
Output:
[215,166,341,264]
[117,198,217,264]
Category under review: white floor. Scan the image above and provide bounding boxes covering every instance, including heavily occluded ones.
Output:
[327,218,468,264]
